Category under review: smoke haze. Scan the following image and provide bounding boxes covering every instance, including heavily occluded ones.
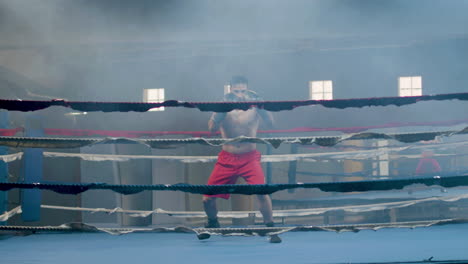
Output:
[0,0,467,130]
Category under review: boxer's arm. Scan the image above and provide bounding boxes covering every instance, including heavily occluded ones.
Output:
[258,109,275,129]
[208,112,226,132]
[246,90,275,129]
[208,93,236,132]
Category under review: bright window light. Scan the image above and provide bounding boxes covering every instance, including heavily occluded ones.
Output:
[143,88,165,111]
[399,76,422,97]
[309,80,333,100]
[224,84,231,95]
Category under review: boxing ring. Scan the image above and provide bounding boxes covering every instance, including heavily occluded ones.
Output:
[1,93,468,263]
[2,223,468,264]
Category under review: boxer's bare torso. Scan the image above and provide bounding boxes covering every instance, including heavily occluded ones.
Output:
[220,108,259,154]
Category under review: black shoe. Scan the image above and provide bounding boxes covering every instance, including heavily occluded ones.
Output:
[205,218,220,228]
[269,234,282,243]
[197,232,211,240]
[265,222,282,243]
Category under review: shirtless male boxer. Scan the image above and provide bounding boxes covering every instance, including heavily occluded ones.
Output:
[203,76,275,229]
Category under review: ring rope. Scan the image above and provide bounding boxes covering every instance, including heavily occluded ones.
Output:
[3,117,468,138]
[2,192,468,222]
[37,118,468,137]
[1,174,467,195]
[1,137,465,164]
[0,128,23,137]
[0,206,21,222]
[41,150,467,163]
[293,168,468,179]
[0,126,467,149]
[0,219,463,236]
[42,143,468,162]
[1,92,467,112]
[0,152,23,163]
[44,192,468,217]
[1,139,466,164]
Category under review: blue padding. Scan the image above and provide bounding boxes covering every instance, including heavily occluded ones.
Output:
[2,224,468,263]
[21,125,44,222]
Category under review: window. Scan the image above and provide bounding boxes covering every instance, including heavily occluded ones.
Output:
[372,140,389,178]
[399,76,422,96]
[224,84,231,95]
[309,80,333,100]
[143,88,165,111]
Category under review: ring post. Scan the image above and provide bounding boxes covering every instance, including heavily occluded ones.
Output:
[0,111,9,224]
[287,144,298,193]
[21,115,43,222]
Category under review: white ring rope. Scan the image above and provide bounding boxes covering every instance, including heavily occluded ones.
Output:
[0,206,21,221]
[0,140,465,163]
[3,193,468,222]
[0,152,23,163]
[44,193,468,218]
